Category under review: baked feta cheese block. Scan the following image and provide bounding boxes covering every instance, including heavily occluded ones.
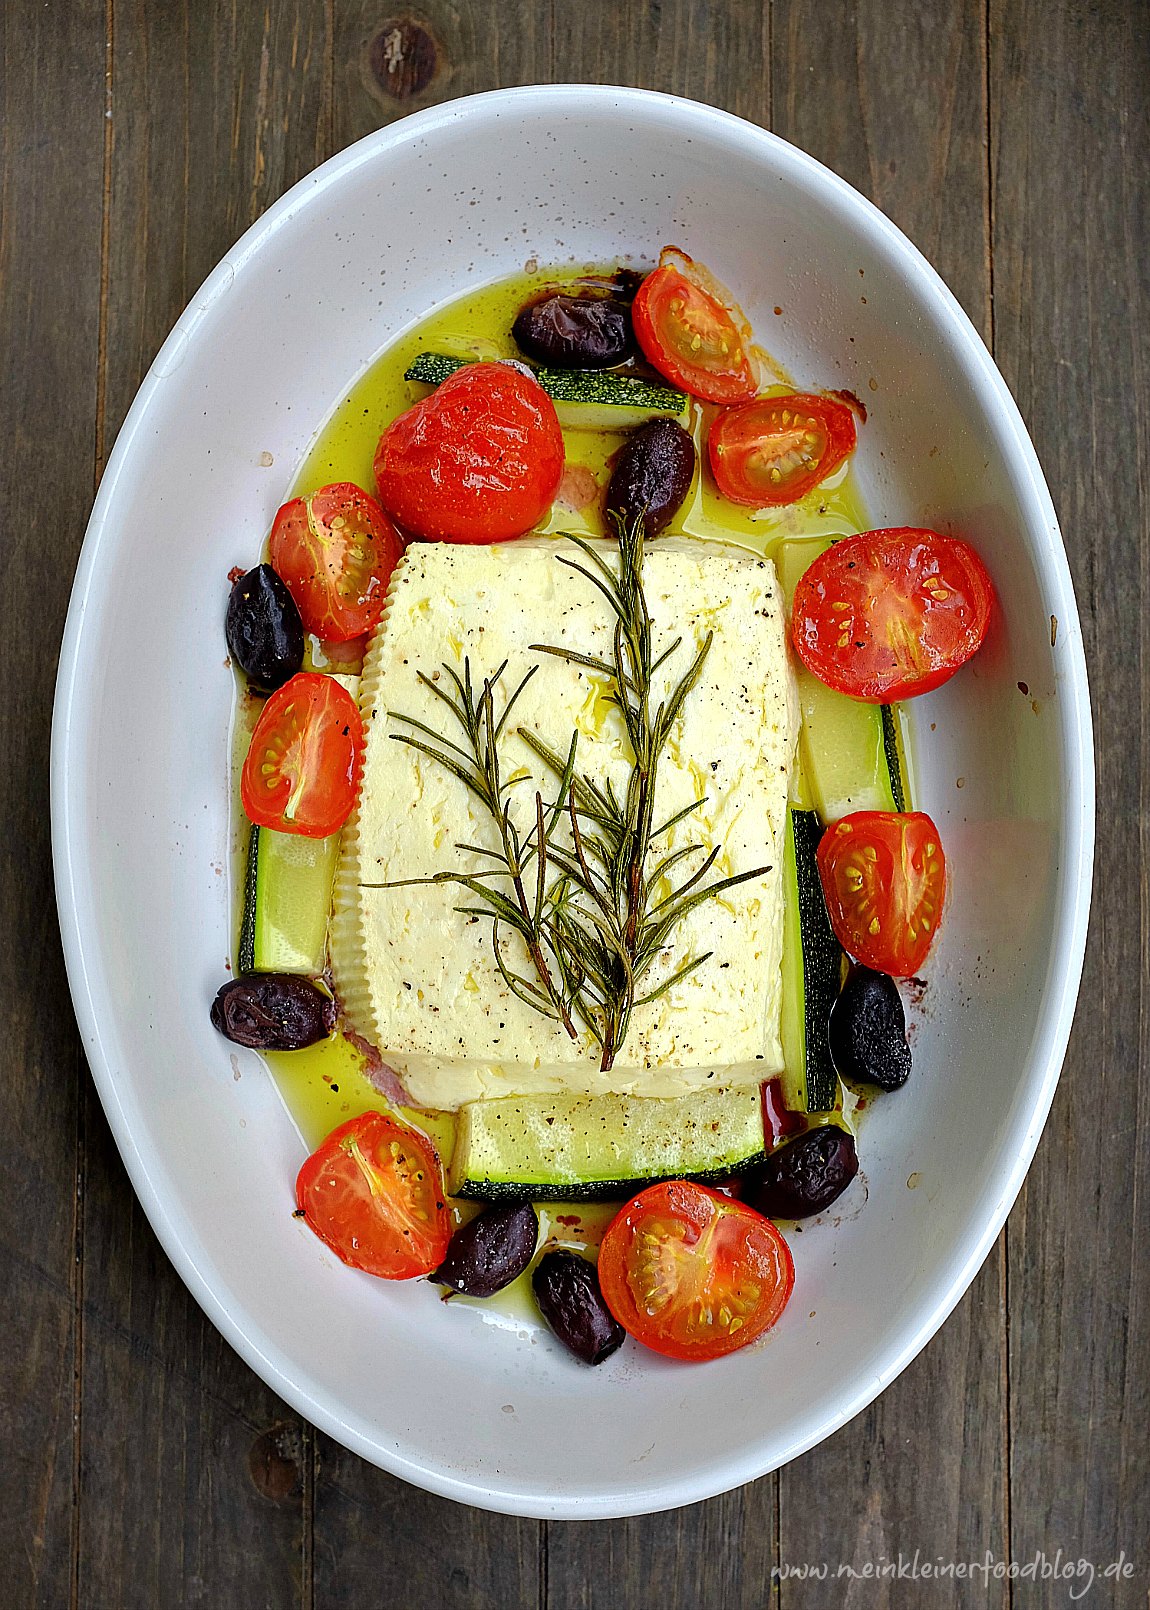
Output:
[331,537,796,1109]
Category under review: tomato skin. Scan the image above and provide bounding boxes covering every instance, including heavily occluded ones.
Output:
[791,527,995,702]
[269,482,402,643]
[816,811,946,976]
[295,1112,450,1280]
[373,362,564,543]
[708,393,857,507]
[633,259,757,404]
[241,672,362,838]
[597,1181,794,1362]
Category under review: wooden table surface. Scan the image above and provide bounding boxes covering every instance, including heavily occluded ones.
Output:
[3,1,1146,1605]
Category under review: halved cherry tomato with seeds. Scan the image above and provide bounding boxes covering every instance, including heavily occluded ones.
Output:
[708,393,857,507]
[633,255,757,404]
[791,527,995,701]
[816,811,946,976]
[241,671,362,838]
[597,1180,794,1362]
[295,1111,450,1280]
[269,482,402,643]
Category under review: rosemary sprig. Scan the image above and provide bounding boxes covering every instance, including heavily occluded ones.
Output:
[367,659,581,1041]
[378,518,771,1071]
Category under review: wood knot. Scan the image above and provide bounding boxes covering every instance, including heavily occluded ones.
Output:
[369,18,440,100]
[248,1423,304,1504]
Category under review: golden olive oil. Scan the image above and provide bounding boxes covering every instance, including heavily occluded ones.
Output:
[240,265,875,1300]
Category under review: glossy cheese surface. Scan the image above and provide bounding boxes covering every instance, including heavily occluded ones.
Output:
[331,536,796,1108]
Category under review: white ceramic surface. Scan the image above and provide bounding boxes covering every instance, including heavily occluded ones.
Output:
[52,86,1093,1519]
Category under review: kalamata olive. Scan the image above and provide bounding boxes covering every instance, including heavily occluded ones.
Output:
[829,967,912,1091]
[532,1249,625,1366]
[746,1126,859,1219]
[512,293,632,368]
[435,1202,539,1298]
[210,974,335,1050]
[605,418,696,539]
[226,564,305,691]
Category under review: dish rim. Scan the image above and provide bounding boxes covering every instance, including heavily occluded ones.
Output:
[51,83,1095,1519]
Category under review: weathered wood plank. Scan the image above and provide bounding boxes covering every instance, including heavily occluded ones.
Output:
[0,0,105,1603]
[774,0,991,341]
[549,0,770,125]
[545,1483,776,1610]
[991,0,1150,1602]
[99,0,331,453]
[314,1442,542,1608]
[514,7,777,1602]
[76,3,328,1605]
[301,11,552,1606]
[333,0,554,146]
[770,3,1008,1603]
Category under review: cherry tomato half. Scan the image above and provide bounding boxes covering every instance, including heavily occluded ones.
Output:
[269,482,402,643]
[633,255,757,405]
[791,527,995,701]
[816,811,946,976]
[241,672,362,838]
[708,393,857,507]
[295,1111,450,1280]
[373,362,564,543]
[598,1181,794,1362]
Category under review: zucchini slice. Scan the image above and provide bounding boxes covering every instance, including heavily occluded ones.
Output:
[403,351,689,432]
[449,1087,767,1202]
[778,807,843,1115]
[238,822,341,976]
[774,536,909,821]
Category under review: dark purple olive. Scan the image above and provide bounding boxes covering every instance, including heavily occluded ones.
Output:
[830,967,912,1091]
[435,1202,539,1298]
[746,1126,859,1219]
[210,974,335,1050]
[226,564,305,691]
[512,293,632,368]
[532,1249,625,1366]
[605,418,696,539]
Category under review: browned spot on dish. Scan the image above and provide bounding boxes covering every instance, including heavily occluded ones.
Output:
[826,387,867,425]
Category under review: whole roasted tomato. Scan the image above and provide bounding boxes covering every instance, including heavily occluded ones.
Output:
[373,362,564,543]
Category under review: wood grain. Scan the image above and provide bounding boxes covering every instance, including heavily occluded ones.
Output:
[1,0,1146,1603]
[991,0,1150,1602]
[545,1483,776,1610]
[75,4,328,1605]
[0,1,105,1603]
[770,3,1008,1603]
[548,0,770,125]
[520,10,777,1602]
[314,1442,542,1608]
[333,0,555,146]
[307,10,554,1604]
